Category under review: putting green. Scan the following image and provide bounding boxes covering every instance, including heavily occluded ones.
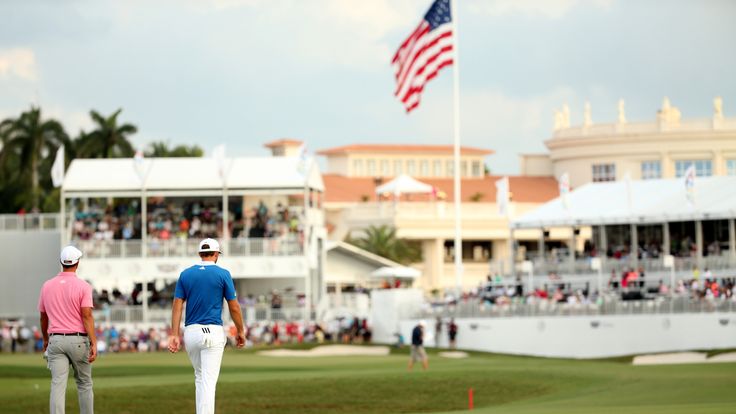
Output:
[0,347,734,413]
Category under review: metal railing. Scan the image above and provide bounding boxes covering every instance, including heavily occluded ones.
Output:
[93,305,313,325]
[74,237,304,259]
[523,255,736,275]
[420,296,736,319]
[0,213,61,231]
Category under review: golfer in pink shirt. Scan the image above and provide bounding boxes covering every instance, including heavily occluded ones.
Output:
[38,245,97,414]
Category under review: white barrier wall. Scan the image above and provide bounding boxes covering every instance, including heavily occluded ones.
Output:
[370,289,424,344]
[398,313,736,359]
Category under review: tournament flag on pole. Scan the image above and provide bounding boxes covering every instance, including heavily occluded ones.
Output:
[684,164,696,206]
[392,0,453,113]
[495,176,510,216]
[51,145,65,188]
[558,172,570,209]
[211,144,227,180]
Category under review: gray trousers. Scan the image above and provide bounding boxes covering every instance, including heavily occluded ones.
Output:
[47,335,94,414]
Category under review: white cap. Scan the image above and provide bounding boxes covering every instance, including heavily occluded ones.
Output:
[418,320,426,327]
[60,246,83,266]
[198,238,222,254]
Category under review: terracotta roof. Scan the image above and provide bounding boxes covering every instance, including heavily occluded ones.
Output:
[316,144,493,156]
[263,139,303,148]
[322,174,558,203]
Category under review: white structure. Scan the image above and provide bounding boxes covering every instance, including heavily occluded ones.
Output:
[60,155,326,321]
[521,97,736,187]
[510,176,736,277]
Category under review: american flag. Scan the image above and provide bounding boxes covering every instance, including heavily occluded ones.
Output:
[392,0,453,113]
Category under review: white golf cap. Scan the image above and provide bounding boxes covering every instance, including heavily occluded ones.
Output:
[418,320,426,327]
[60,245,83,266]
[198,238,222,254]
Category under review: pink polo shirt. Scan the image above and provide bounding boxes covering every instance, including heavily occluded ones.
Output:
[38,272,94,334]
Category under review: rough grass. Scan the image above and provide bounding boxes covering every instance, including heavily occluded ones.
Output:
[0,347,734,414]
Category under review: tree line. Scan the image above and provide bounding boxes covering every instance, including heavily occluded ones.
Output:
[0,106,203,214]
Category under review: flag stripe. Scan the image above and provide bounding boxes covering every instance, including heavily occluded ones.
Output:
[400,47,454,103]
[393,27,453,95]
[402,58,454,112]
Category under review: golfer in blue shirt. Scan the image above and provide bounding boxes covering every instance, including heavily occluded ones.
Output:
[168,238,245,414]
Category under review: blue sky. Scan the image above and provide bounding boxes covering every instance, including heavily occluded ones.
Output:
[1,0,734,173]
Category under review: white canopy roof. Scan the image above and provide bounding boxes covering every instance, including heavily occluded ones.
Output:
[375,174,433,196]
[512,176,736,229]
[62,156,324,195]
[370,266,421,279]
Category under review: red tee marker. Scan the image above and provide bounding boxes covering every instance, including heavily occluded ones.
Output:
[468,387,474,410]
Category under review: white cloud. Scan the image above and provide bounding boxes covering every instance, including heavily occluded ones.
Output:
[469,0,615,19]
[0,48,38,82]
[412,86,580,172]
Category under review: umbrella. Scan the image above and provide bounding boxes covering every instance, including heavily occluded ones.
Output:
[370,266,421,279]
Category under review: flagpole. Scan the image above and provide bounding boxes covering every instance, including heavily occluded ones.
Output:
[451,0,463,296]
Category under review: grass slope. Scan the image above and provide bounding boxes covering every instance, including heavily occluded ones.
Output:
[0,347,733,414]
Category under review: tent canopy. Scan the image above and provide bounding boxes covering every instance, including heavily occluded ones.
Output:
[512,176,736,229]
[370,266,421,279]
[62,156,324,195]
[375,174,433,196]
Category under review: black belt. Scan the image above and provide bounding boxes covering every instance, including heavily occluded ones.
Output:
[50,332,87,337]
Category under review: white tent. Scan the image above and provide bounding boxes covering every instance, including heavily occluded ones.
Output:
[511,176,736,229]
[62,156,324,196]
[370,266,421,279]
[374,174,433,196]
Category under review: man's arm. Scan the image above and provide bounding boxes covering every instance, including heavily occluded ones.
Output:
[81,307,97,363]
[168,298,184,353]
[39,312,49,351]
[227,299,246,348]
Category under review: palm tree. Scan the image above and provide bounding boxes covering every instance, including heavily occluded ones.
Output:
[0,106,68,209]
[78,109,137,158]
[145,140,204,157]
[348,225,421,265]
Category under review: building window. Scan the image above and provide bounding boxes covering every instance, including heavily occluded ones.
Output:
[407,160,416,176]
[472,161,482,177]
[675,160,712,177]
[366,160,376,176]
[727,159,736,176]
[461,161,468,177]
[353,159,363,176]
[592,163,616,182]
[433,160,442,177]
[420,160,429,176]
[393,160,403,175]
[641,161,661,180]
[446,160,454,177]
[380,160,390,176]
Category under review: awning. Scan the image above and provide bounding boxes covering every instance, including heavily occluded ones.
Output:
[62,156,324,194]
[511,176,736,229]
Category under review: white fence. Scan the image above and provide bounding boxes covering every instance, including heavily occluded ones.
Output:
[93,305,313,325]
[0,213,61,231]
[74,237,304,258]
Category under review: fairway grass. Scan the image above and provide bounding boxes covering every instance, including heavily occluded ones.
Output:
[0,347,734,414]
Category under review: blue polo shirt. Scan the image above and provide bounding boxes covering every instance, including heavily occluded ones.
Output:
[174,261,237,326]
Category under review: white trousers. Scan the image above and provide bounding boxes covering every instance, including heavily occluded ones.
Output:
[184,324,226,414]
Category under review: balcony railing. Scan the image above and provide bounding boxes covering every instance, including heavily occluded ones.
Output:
[525,255,736,275]
[74,237,304,259]
[0,213,61,231]
[93,305,314,325]
[420,296,736,319]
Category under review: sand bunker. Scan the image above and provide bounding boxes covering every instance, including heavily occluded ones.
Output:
[258,345,390,357]
[438,351,469,359]
[633,351,736,365]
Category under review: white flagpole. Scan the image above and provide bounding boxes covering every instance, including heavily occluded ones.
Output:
[451,0,463,296]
